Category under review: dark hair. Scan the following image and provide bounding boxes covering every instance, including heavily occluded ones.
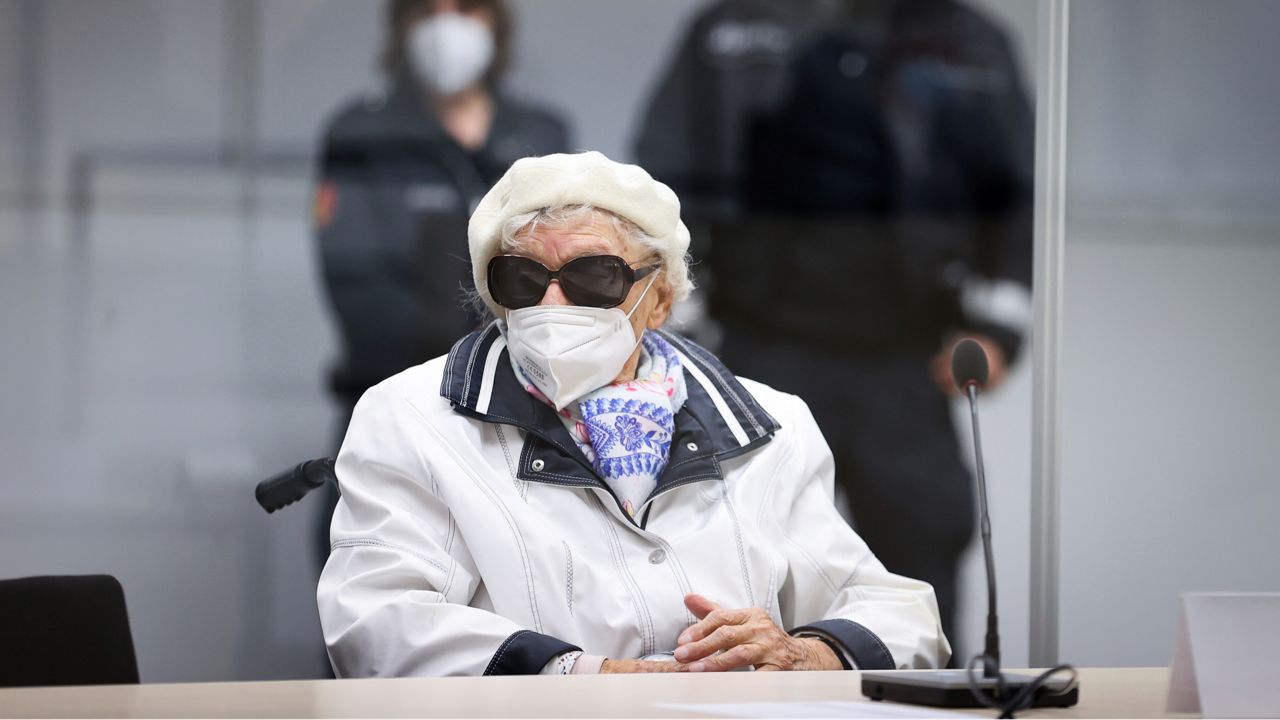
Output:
[381,0,513,89]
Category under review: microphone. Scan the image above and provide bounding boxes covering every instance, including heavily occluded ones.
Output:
[951,336,990,392]
[952,339,1000,679]
[861,339,1078,713]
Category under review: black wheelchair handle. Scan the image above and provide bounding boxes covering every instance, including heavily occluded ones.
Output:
[255,458,336,514]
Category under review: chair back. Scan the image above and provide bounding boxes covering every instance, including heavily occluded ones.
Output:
[0,574,140,686]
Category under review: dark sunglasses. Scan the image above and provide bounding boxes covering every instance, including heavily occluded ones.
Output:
[487,254,660,310]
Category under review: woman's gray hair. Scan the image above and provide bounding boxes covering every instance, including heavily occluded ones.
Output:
[468,204,693,317]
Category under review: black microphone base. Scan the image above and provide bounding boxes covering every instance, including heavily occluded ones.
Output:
[861,670,1079,709]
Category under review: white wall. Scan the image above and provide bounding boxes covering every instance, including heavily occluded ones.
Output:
[255,1,382,149]
[1058,223,1280,667]
[1056,0,1280,667]
[0,1,30,202]
[0,0,359,683]
[1066,0,1280,220]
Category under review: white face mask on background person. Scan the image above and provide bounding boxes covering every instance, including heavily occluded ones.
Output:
[407,12,494,96]
[504,275,657,411]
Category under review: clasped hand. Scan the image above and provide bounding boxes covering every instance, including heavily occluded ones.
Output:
[600,593,841,673]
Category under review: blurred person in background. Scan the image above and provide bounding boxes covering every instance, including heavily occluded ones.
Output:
[316,0,570,439]
[636,0,1033,647]
[635,0,842,221]
[634,0,843,345]
[312,0,569,572]
[318,151,950,676]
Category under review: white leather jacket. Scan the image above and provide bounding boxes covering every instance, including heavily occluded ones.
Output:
[318,325,950,676]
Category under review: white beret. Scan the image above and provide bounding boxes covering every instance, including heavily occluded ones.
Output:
[468,150,692,315]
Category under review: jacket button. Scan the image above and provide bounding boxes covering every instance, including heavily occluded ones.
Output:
[648,549,666,564]
[686,442,699,452]
[531,459,545,472]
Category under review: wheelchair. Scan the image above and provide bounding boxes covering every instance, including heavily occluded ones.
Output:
[254,458,337,513]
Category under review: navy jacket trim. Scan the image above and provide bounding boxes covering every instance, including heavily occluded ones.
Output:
[657,329,779,443]
[482,629,581,676]
[440,324,781,505]
[790,619,895,670]
[439,322,503,409]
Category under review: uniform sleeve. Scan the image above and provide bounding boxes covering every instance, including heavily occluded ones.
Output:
[774,394,951,670]
[314,120,480,395]
[317,383,580,676]
[958,29,1035,363]
[315,121,423,306]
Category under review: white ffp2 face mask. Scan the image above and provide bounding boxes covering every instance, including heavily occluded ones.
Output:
[407,13,494,96]
[504,276,657,411]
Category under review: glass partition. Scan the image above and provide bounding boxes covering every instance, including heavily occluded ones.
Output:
[0,0,1043,680]
[1057,0,1280,666]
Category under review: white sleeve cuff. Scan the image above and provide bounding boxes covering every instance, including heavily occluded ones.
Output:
[539,650,584,675]
[570,653,607,674]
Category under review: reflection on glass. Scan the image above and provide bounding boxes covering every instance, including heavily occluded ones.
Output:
[636,0,1033,644]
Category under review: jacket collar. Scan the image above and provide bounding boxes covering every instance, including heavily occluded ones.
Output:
[440,322,781,503]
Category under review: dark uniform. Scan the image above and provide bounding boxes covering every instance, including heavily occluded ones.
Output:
[636,0,1032,647]
[634,0,843,342]
[635,0,844,220]
[312,80,569,576]
[315,80,569,427]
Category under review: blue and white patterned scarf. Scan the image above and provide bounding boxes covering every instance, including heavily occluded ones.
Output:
[513,332,688,517]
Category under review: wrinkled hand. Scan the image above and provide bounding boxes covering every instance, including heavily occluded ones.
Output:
[931,334,1008,396]
[599,658,683,673]
[672,594,842,672]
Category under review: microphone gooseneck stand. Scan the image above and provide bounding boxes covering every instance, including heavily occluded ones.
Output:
[861,339,1079,718]
[962,381,1076,718]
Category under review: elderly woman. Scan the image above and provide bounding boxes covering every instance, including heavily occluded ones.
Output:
[317,151,949,676]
